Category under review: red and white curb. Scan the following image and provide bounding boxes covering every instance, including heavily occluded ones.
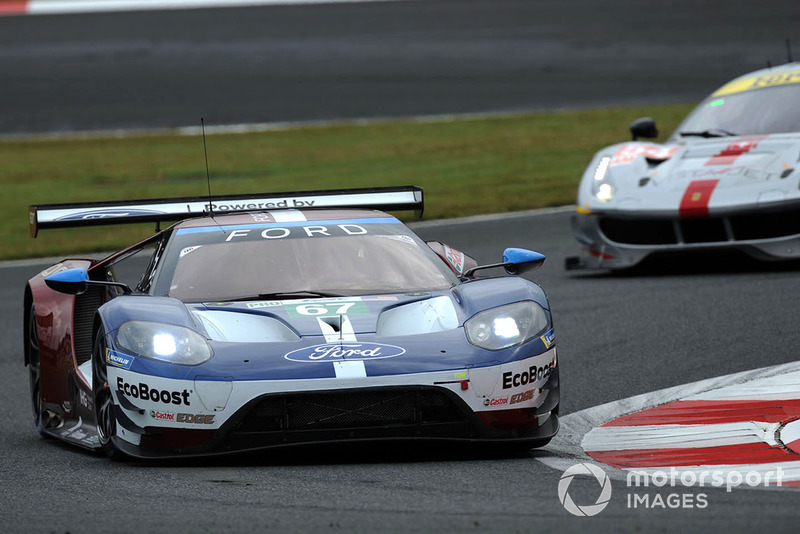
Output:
[538,361,800,490]
[0,0,405,16]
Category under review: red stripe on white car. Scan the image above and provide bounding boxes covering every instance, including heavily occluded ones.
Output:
[679,179,719,218]
[704,138,764,166]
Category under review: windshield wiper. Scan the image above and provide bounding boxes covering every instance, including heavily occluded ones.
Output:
[254,290,345,300]
[208,291,345,303]
[678,128,738,138]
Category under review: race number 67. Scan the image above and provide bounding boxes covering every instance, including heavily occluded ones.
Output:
[295,302,356,316]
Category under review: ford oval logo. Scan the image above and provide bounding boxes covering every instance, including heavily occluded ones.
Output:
[56,208,164,221]
[284,342,406,363]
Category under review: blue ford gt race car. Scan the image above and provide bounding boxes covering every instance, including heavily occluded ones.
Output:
[25,186,558,459]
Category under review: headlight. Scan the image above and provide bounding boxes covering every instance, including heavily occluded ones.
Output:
[465,301,549,351]
[116,321,213,365]
[591,156,615,202]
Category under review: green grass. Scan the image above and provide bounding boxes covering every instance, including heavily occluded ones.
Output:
[0,103,694,260]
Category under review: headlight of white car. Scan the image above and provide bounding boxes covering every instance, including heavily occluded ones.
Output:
[590,156,615,202]
[116,321,213,365]
[465,301,549,351]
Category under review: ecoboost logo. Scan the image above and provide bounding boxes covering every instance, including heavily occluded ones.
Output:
[558,463,612,517]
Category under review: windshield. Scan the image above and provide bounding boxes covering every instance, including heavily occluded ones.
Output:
[153,220,458,302]
[670,83,800,141]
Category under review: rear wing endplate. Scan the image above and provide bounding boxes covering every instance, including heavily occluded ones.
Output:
[29,186,423,237]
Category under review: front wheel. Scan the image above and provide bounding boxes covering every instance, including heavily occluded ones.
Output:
[92,326,125,460]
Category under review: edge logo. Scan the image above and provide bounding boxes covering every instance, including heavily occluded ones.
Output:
[558,463,613,517]
[284,342,406,363]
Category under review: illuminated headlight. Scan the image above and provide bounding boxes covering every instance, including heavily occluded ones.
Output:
[591,156,615,202]
[116,321,213,365]
[465,301,548,351]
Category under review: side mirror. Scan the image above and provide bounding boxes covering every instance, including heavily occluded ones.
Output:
[463,248,546,277]
[45,267,133,295]
[45,267,90,295]
[501,248,546,275]
[630,117,658,141]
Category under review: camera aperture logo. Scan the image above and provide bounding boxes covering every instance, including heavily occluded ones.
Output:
[558,463,612,517]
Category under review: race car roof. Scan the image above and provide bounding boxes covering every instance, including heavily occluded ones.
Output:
[29,186,423,237]
[173,208,396,230]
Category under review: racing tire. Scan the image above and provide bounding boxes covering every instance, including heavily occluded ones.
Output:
[27,304,47,437]
[92,326,125,461]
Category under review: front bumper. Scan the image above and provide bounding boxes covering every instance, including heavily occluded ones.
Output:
[567,210,800,270]
[107,350,559,458]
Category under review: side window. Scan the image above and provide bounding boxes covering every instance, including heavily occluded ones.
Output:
[105,238,166,295]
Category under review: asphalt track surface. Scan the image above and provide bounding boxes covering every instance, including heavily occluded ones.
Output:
[2,0,800,135]
[3,1,800,533]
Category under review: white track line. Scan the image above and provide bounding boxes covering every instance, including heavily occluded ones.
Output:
[4,0,410,16]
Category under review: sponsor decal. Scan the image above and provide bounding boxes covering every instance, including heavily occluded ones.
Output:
[207,199,313,212]
[510,388,535,405]
[362,295,399,302]
[541,329,555,348]
[39,263,66,277]
[149,410,214,424]
[713,69,800,96]
[676,166,746,179]
[150,410,175,421]
[284,342,406,363]
[79,389,92,410]
[381,234,417,246]
[58,417,88,441]
[611,144,678,166]
[222,223,369,242]
[246,301,282,309]
[483,396,509,407]
[117,377,191,406]
[501,360,555,389]
[179,245,203,258]
[106,349,134,370]
[55,208,164,221]
[443,245,465,275]
[176,413,215,425]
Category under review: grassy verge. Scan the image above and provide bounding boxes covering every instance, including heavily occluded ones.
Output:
[1,103,694,260]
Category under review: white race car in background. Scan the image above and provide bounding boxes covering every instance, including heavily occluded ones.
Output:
[568,62,800,270]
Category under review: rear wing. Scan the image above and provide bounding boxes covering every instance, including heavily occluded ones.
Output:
[29,186,424,237]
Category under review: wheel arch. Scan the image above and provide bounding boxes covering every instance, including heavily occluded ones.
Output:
[23,285,33,367]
